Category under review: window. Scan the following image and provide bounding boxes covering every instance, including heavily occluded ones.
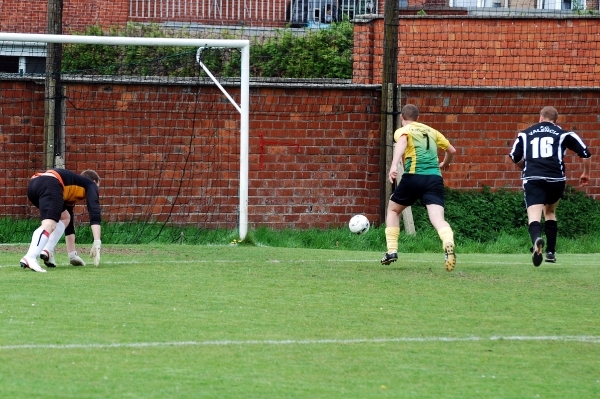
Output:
[538,0,585,9]
[0,42,46,74]
[0,56,19,73]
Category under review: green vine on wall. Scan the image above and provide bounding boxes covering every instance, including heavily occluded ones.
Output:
[62,21,354,79]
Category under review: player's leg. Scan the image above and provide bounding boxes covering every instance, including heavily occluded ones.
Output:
[423,175,455,272]
[21,218,58,273]
[382,200,406,265]
[62,207,85,266]
[40,210,70,267]
[542,182,564,263]
[527,203,545,267]
[524,180,547,267]
[66,234,86,266]
[543,202,559,263]
[21,177,63,273]
[426,204,455,272]
[382,175,415,265]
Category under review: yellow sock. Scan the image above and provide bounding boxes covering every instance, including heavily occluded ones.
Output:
[385,227,400,253]
[437,226,454,250]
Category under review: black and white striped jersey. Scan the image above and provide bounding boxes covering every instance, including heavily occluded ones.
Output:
[509,121,591,182]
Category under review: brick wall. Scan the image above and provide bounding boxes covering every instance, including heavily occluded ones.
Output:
[64,0,129,33]
[2,0,600,35]
[353,16,600,88]
[401,88,600,197]
[0,1,48,33]
[0,80,383,229]
[248,86,382,228]
[0,0,128,34]
[1,79,598,230]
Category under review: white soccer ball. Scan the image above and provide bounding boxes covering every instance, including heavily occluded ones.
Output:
[349,214,370,235]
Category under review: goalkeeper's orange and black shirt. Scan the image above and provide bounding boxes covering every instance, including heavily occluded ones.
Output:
[30,169,101,225]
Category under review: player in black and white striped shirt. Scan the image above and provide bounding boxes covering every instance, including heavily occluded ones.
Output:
[509,106,591,266]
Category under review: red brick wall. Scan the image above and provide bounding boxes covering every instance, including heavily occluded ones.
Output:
[353,16,600,88]
[0,1,48,33]
[402,89,600,198]
[64,0,129,33]
[0,80,383,229]
[0,0,128,34]
[249,87,382,228]
[1,79,598,230]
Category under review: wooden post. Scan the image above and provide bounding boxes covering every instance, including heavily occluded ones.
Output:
[379,0,399,223]
[44,0,63,169]
[384,83,394,205]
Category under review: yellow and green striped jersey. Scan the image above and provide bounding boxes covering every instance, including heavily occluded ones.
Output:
[394,122,451,176]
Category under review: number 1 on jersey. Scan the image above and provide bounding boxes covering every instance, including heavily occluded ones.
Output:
[422,133,430,150]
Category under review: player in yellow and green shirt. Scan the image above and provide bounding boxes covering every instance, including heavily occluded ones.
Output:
[381,104,457,271]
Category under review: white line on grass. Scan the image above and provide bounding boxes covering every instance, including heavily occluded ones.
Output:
[1,335,599,350]
[2,258,596,268]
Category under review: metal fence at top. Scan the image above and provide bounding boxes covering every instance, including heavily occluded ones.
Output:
[128,0,598,27]
[128,0,378,28]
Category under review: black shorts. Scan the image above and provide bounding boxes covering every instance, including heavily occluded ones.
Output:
[390,174,445,207]
[523,180,565,207]
[27,176,65,222]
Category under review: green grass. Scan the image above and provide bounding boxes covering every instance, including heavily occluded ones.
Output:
[5,217,600,254]
[1,244,599,398]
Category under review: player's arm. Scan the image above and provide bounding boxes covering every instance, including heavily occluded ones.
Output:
[515,159,525,170]
[509,135,525,169]
[439,144,456,172]
[565,133,592,187]
[85,182,102,266]
[389,135,407,183]
[580,156,591,187]
[90,223,101,242]
[435,131,455,171]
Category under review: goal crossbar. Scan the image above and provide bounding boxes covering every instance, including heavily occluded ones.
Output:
[0,32,250,240]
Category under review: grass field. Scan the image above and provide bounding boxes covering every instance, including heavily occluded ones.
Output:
[1,243,599,398]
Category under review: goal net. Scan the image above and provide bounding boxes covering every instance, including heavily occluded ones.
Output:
[0,32,249,244]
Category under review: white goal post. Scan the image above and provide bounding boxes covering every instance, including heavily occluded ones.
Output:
[0,32,250,240]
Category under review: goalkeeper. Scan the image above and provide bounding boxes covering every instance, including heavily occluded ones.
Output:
[20,169,102,273]
[381,104,457,271]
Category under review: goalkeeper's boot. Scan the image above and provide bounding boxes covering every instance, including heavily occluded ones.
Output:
[20,256,46,273]
[545,252,556,263]
[444,241,456,272]
[532,237,544,267]
[40,249,56,268]
[69,251,86,266]
[381,252,398,265]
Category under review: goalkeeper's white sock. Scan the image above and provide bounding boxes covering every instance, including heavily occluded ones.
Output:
[25,226,50,259]
[43,221,65,254]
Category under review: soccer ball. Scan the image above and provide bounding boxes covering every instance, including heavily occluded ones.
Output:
[349,214,370,235]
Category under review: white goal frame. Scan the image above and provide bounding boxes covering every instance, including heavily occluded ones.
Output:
[0,32,250,240]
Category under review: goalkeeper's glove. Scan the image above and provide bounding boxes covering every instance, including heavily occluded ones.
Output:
[90,239,101,267]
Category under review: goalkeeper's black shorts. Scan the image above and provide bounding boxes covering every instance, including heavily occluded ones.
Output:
[27,176,65,222]
[390,174,445,207]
